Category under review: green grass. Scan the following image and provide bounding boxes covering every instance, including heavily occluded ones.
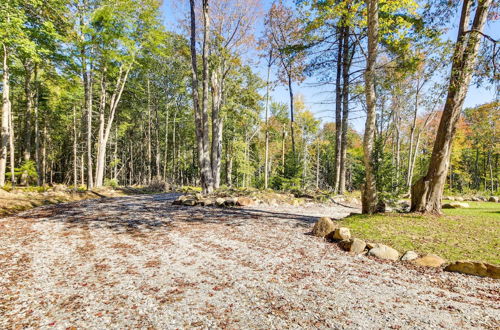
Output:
[338,201,500,265]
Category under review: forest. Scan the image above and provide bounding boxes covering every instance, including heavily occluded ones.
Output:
[0,0,498,214]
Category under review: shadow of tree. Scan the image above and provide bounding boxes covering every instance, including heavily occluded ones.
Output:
[16,193,339,234]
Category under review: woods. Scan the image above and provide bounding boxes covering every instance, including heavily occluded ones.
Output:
[0,0,498,213]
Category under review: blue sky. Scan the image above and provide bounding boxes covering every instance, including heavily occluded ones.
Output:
[160,1,499,132]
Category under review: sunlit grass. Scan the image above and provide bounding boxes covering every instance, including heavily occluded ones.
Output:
[338,201,499,264]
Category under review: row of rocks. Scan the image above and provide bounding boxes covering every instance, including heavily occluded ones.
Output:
[311,217,499,279]
[444,195,500,203]
[173,194,256,207]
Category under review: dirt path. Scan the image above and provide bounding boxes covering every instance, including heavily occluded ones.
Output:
[0,193,498,329]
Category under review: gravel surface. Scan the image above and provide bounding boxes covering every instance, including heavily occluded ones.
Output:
[0,193,498,329]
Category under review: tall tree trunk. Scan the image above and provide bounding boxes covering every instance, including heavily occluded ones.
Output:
[41,122,47,185]
[316,145,320,189]
[0,44,10,187]
[411,0,491,213]
[281,123,286,173]
[406,82,420,190]
[163,109,169,180]
[95,65,131,187]
[264,51,272,189]
[8,101,15,185]
[73,105,78,186]
[154,101,161,180]
[34,65,41,185]
[339,27,352,195]
[210,66,223,190]
[23,61,34,165]
[82,51,94,190]
[333,27,344,192]
[147,79,152,184]
[362,0,379,214]
[287,74,296,158]
[80,154,84,186]
[189,0,213,194]
[394,109,401,185]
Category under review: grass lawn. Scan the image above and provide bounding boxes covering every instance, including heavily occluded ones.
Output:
[338,201,500,265]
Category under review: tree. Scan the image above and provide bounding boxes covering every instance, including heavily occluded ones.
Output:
[0,0,36,186]
[189,0,213,193]
[264,1,306,160]
[411,0,493,213]
[361,0,379,214]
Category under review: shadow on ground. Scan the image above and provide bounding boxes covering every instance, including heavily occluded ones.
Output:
[15,193,338,234]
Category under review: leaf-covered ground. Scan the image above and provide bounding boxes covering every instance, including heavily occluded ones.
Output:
[0,194,498,329]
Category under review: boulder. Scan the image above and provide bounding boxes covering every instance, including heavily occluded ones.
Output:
[455,197,464,201]
[332,227,351,241]
[401,250,419,261]
[413,254,446,268]
[471,197,481,202]
[488,196,499,203]
[173,195,189,205]
[182,199,197,206]
[339,238,366,254]
[311,217,337,238]
[237,197,254,206]
[225,197,238,206]
[444,261,500,279]
[442,202,469,209]
[215,197,226,207]
[368,244,399,261]
[366,242,376,250]
[195,193,203,200]
[201,199,214,206]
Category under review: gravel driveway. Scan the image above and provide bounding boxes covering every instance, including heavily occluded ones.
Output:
[0,193,498,329]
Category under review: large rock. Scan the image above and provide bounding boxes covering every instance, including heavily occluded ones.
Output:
[224,197,238,206]
[200,199,214,206]
[339,238,366,254]
[368,244,399,261]
[332,227,351,241]
[413,254,446,267]
[444,261,500,279]
[215,197,226,206]
[173,195,189,205]
[182,199,197,206]
[442,202,469,209]
[401,250,419,261]
[455,197,465,201]
[311,217,337,238]
[236,197,254,206]
[488,196,499,203]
